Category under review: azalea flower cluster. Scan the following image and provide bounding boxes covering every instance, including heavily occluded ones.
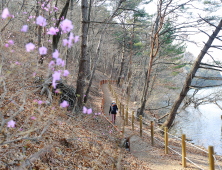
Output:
[5,39,14,52]
[49,49,69,88]
[83,106,101,116]
[1,8,13,19]
[33,99,44,105]
[1,7,80,128]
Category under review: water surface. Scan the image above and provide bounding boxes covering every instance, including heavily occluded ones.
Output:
[170,87,222,155]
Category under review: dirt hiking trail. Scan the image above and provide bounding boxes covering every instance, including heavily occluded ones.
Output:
[101,83,222,170]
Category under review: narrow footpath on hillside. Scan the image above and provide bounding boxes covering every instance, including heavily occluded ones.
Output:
[101,83,220,170]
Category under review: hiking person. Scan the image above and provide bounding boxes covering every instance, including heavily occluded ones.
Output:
[109,101,118,124]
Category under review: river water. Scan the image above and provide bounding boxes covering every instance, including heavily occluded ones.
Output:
[170,87,222,155]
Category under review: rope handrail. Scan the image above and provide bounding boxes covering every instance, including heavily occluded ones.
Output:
[112,83,210,154]
[213,155,222,170]
[167,132,182,141]
[135,113,209,155]
[153,136,165,146]
[129,115,211,170]
[140,121,206,170]
[99,80,125,138]
[185,140,209,154]
[104,80,222,169]
[185,156,205,170]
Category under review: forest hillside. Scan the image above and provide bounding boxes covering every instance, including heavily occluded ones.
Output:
[0,0,222,169]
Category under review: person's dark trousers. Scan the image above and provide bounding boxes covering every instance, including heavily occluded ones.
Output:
[112,114,116,124]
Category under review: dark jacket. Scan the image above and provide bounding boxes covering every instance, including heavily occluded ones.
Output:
[109,104,118,114]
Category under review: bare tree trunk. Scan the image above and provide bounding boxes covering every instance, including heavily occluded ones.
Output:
[76,0,88,108]
[139,0,170,116]
[85,0,93,80]
[126,16,135,96]
[110,54,116,79]
[163,19,222,129]
[83,0,124,104]
[117,28,126,86]
[52,0,70,52]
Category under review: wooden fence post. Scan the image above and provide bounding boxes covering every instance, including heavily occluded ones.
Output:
[126,108,128,125]
[122,105,124,120]
[165,127,168,154]
[122,119,125,134]
[182,134,186,167]
[140,115,142,137]
[120,103,121,116]
[209,146,215,170]
[132,111,134,131]
[151,121,154,146]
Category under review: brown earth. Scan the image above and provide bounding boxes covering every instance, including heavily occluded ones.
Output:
[102,83,222,170]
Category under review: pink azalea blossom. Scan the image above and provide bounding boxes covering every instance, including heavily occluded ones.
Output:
[7,120,15,128]
[63,39,68,46]
[60,19,73,33]
[19,128,23,131]
[63,70,69,77]
[74,36,79,43]
[23,12,27,14]
[1,8,10,19]
[31,116,36,120]
[87,108,92,114]
[33,72,36,77]
[83,106,87,114]
[82,106,92,114]
[56,58,62,66]
[47,27,57,35]
[39,46,47,55]
[8,40,14,45]
[55,89,61,93]
[98,112,101,115]
[36,16,47,27]
[60,100,69,108]
[68,32,74,48]
[33,99,38,104]
[38,100,42,105]
[5,44,9,48]
[49,60,55,68]
[25,43,35,52]
[29,15,32,19]
[53,49,59,59]
[95,113,97,115]
[52,71,61,88]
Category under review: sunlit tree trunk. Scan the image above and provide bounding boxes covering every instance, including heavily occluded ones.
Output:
[76,0,88,108]
[117,28,126,86]
[83,0,125,104]
[163,19,222,129]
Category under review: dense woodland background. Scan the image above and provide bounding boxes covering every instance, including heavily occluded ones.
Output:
[0,0,222,169]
